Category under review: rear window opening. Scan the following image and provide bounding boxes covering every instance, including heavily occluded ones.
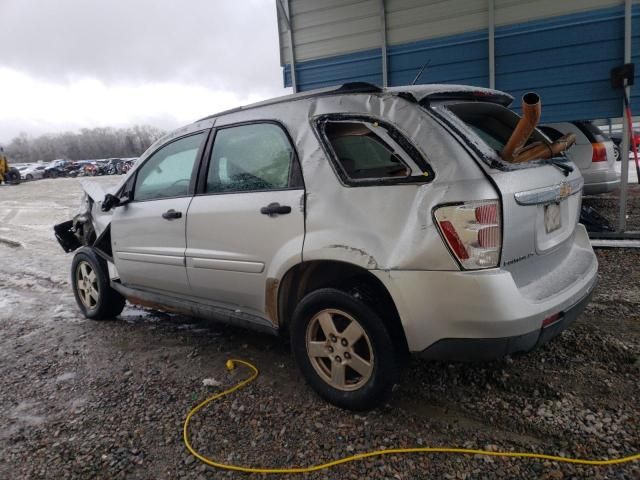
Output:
[436,101,562,169]
[448,102,549,152]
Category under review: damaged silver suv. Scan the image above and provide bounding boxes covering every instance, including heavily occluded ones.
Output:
[55,83,598,410]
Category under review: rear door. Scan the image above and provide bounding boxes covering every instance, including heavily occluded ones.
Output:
[111,131,207,295]
[185,122,305,319]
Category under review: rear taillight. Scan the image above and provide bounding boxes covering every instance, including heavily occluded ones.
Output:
[591,143,607,162]
[434,200,502,270]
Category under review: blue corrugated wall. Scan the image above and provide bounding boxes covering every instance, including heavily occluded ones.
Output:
[284,5,640,122]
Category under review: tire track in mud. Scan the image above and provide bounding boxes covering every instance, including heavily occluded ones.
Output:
[0,270,69,292]
[0,208,19,224]
[0,237,22,248]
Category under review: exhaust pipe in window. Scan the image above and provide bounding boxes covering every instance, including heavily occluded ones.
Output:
[501,92,576,163]
[501,92,541,162]
[509,132,577,163]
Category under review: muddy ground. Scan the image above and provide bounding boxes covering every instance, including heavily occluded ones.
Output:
[0,177,638,480]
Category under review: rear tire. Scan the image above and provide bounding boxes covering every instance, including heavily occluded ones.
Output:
[290,288,399,411]
[71,247,125,319]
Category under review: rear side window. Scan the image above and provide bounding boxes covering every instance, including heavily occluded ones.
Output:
[316,117,433,185]
[206,123,295,193]
[324,122,409,180]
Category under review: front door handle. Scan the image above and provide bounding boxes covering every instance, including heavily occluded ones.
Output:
[260,202,292,216]
[162,209,182,220]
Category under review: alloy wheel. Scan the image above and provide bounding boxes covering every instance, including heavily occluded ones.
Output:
[76,260,99,309]
[305,308,374,391]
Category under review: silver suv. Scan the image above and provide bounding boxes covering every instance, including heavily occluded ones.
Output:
[55,83,598,410]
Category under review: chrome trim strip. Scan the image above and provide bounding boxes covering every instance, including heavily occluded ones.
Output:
[187,257,265,273]
[514,178,583,205]
[116,252,185,266]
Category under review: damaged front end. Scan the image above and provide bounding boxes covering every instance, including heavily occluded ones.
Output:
[53,180,114,254]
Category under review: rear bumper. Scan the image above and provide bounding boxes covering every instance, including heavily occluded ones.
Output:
[416,280,595,361]
[373,225,598,360]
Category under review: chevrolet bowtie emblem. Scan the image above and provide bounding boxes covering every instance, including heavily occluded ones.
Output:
[557,181,571,200]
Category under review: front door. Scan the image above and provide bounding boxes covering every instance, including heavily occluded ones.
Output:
[111,131,207,295]
[185,122,304,319]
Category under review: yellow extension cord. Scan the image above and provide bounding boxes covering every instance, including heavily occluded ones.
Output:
[183,359,640,474]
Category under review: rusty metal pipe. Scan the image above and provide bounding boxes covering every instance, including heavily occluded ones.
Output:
[510,133,576,163]
[501,92,541,162]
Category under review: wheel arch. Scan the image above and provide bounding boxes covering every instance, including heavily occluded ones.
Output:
[274,260,409,356]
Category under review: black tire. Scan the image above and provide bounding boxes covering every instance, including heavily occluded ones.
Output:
[71,247,126,320]
[26,174,33,181]
[290,288,399,411]
[614,145,621,161]
[6,168,21,185]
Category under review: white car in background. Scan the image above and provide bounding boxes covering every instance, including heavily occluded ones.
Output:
[540,121,620,195]
[17,164,47,181]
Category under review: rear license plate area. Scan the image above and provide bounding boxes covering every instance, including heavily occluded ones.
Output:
[544,202,561,233]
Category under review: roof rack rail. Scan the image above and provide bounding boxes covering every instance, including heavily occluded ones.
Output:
[197,82,383,122]
[325,82,382,95]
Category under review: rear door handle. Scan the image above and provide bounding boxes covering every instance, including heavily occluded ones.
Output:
[162,209,182,220]
[260,202,291,216]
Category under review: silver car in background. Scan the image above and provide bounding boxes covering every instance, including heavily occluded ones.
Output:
[55,83,598,410]
[540,121,620,195]
[18,163,46,181]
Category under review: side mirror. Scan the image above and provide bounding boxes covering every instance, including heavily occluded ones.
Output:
[101,193,121,212]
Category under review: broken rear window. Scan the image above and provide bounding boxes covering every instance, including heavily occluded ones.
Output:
[436,102,552,169]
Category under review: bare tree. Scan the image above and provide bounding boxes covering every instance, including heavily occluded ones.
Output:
[4,125,165,163]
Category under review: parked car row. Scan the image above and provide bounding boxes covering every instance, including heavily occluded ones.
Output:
[16,163,47,181]
[13,158,136,181]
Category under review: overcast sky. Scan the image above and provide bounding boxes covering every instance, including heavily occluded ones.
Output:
[0,0,289,143]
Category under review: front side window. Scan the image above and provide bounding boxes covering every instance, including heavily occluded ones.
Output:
[206,123,294,193]
[134,132,205,201]
[316,117,433,184]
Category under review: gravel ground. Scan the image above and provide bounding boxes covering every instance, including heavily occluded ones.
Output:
[0,177,638,480]
[582,181,640,231]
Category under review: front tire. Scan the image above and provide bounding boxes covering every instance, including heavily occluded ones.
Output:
[71,247,126,319]
[290,288,399,411]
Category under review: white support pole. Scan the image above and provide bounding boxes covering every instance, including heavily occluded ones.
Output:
[488,0,496,89]
[278,0,297,93]
[618,0,632,232]
[380,0,388,87]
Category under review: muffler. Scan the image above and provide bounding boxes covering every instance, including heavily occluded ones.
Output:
[501,92,575,163]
